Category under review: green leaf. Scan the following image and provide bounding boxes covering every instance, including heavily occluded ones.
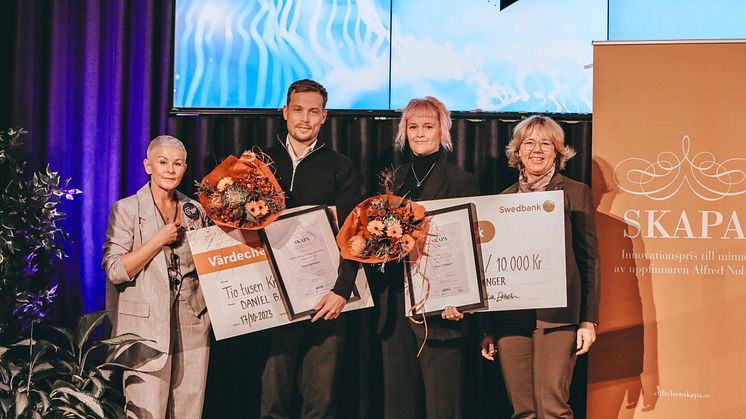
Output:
[98,333,153,346]
[50,404,87,418]
[30,340,58,371]
[31,361,55,374]
[74,311,109,354]
[50,387,105,418]
[102,400,127,419]
[51,379,76,391]
[88,375,105,398]
[96,367,114,381]
[31,389,50,414]
[12,339,36,347]
[15,390,29,416]
[47,325,75,353]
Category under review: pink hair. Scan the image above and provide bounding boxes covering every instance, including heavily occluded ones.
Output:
[394,97,453,151]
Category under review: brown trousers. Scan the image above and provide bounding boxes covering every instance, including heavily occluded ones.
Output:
[497,325,577,419]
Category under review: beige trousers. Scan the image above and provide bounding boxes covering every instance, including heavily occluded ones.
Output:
[123,299,210,419]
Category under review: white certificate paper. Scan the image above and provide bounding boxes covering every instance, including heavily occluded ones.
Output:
[407,203,486,317]
[263,206,349,318]
[412,191,567,312]
[187,219,373,340]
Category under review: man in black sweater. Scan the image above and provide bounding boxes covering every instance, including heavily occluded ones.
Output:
[260,79,361,419]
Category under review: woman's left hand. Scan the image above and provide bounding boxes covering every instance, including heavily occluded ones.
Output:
[441,306,464,321]
[576,321,597,355]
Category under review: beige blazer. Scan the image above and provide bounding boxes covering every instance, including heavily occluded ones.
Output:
[102,184,208,372]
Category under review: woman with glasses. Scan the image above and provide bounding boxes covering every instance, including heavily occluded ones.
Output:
[480,115,600,418]
[103,135,211,418]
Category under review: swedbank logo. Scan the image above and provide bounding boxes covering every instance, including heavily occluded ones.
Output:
[613,135,746,201]
[499,200,555,214]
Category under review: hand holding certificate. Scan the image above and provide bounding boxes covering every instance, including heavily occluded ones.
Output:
[406,203,487,317]
[418,191,567,312]
[262,205,359,319]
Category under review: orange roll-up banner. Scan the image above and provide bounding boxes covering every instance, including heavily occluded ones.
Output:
[588,41,746,418]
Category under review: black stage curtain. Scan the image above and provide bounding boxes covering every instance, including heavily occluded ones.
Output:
[186,115,592,419]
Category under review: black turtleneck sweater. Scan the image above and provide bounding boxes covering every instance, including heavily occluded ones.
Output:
[400,147,443,201]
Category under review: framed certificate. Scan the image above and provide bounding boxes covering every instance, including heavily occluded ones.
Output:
[262,205,358,319]
[405,203,487,317]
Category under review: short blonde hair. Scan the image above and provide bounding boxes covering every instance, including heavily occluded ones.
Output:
[506,115,575,170]
[147,135,187,160]
[394,97,453,152]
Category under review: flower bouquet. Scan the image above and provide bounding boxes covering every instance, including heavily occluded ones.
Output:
[197,150,285,230]
[336,194,429,265]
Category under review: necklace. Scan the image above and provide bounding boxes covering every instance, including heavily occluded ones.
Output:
[155,200,178,224]
[412,162,437,187]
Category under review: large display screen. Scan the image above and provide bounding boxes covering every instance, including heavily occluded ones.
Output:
[172,0,744,113]
[173,0,391,110]
[609,0,746,41]
[390,0,605,113]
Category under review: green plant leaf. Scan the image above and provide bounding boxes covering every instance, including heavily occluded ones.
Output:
[103,400,128,419]
[31,389,50,414]
[98,332,152,346]
[51,379,76,391]
[88,375,105,398]
[96,367,114,381]
[31,361,55,374]
[47,325,75,353]
[50,404,87,418]
[74,311,108,355]
[50,387,105,418]
[12,339,36,347]
[30,340,58,372]
[15,390,29,416]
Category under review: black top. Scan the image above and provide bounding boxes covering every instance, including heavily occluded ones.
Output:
[400,148,443,200]
[370,150,481,341]
[266,138,362,299]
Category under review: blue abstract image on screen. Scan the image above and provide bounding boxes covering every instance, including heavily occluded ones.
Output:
[173,0,391,110]
[609,0,746,41]
[390,0,606,113]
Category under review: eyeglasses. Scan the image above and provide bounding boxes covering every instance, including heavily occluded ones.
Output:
[521,139,554,151]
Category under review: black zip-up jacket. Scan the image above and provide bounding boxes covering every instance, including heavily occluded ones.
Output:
[266,138,362,298]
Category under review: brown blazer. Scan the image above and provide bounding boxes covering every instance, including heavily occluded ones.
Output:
[102,184,209,371]
[496,173,600,330]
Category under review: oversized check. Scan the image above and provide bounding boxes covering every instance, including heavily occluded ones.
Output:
[187,224,373,340]
[417,191,567,312]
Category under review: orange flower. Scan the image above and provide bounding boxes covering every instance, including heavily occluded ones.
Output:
[400,234,415,253]
[348,234,367,256]
[367,220,385,236]
[210,196,224,209]
[217,176,233,192]
[256,200,269,216]
[377,209,386,217]
[386,222,403,238]
[245,201,262,218]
